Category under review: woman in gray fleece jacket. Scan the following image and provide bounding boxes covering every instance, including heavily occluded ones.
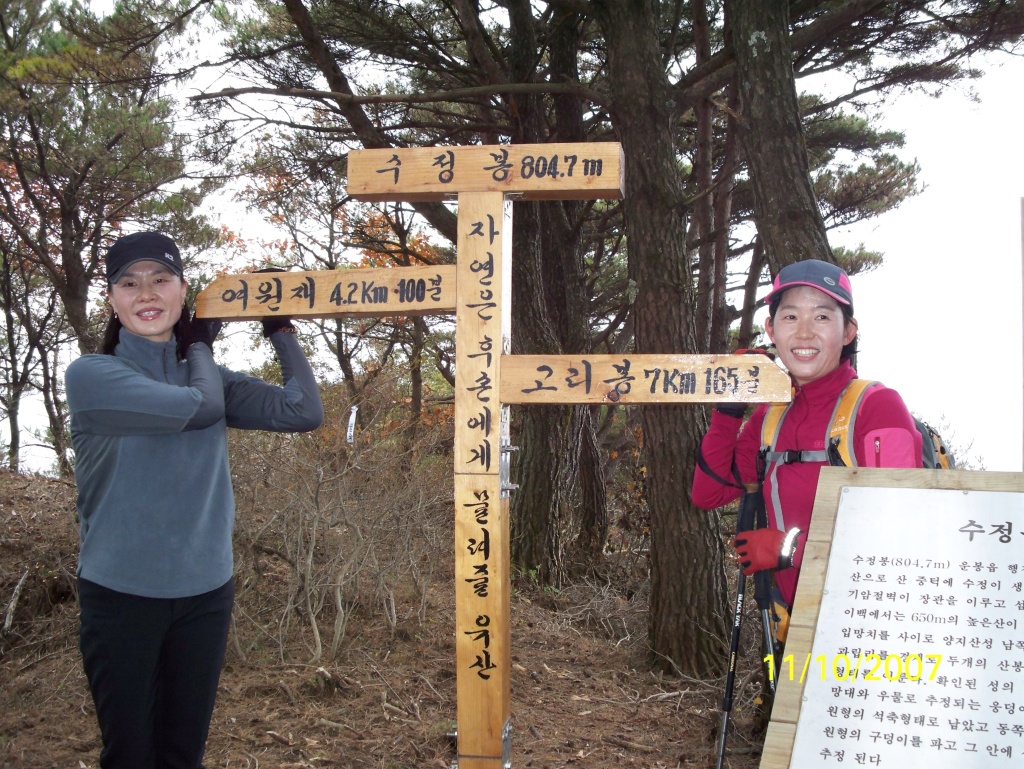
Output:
[65,232,323,769]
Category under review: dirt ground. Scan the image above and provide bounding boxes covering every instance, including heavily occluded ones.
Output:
[0,467,768,769]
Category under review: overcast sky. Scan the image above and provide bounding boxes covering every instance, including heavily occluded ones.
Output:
[819,52,1024,471]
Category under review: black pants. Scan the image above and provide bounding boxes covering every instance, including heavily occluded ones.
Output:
[78,577,234,769]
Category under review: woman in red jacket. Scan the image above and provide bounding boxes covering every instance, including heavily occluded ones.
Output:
[691,260,921,609]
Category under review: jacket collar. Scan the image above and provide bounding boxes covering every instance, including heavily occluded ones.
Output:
[115,329,180,376]
[791,358,857,404]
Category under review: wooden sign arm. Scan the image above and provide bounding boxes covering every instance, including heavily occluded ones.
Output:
[194,266,458,321]
[500,354,791,405]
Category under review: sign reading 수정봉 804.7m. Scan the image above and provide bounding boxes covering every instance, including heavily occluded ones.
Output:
[764,471,1024,769]
[347,143,624,202]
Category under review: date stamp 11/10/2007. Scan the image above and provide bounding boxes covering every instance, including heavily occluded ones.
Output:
[765,653,943,683]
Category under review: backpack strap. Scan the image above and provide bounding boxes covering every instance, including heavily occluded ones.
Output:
[759,379,880,528]
[761,403,787,451]
[760,401,812,531]
[828,379,881,467]
[696,445,744,489]
[761,401,830,466]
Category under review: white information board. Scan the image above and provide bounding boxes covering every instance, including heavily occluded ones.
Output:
[792,485,1023,765]
[760,469,1024,769]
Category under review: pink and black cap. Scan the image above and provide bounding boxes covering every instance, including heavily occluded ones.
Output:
[106,232,184,286]
[764,259,853,311]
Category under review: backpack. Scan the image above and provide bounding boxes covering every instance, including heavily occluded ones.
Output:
[761,379,955,470]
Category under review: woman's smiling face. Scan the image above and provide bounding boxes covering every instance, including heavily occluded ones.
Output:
[107,260,187,343]
[766,285,858,387]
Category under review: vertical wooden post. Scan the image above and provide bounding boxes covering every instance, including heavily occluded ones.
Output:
[453,192,513,767]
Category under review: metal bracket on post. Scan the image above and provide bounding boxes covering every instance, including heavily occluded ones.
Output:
[502,717,512,768]
[499,443,519,498]
[445,718,512,768]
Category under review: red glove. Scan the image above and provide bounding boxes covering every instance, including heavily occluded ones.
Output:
[734,528,799,576]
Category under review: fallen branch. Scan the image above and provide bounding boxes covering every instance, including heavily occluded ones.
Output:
[277,679,297,704]
[642,688,693,702]
[602,735,658,753]
[316,717,366,739]
[3,569,29,636]
[266,730,292,746]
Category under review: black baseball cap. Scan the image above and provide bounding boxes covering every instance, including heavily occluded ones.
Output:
[106,232,183,285]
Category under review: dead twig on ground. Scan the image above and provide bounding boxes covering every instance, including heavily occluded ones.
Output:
[602,734,658,752]
[3,569,30,637]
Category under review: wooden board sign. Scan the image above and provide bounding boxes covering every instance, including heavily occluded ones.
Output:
[452,191,514,767]
[500,354,791,405]
[347,143,624,202]
[453,473,512,767]
[194,265,456,320]
[762,468,1024,769]
[454,192,512,476]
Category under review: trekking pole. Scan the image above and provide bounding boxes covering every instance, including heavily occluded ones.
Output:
[750,448,780,697]
[714,489,759,769]
[754,570,780,698]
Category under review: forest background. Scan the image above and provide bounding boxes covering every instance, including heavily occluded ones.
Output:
[2,5,1024,758]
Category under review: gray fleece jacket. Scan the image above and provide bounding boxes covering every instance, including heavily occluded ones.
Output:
[66,329,323,598]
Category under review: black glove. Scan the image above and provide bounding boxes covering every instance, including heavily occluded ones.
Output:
[255,267,297,338]
[715,348,774,418]
[187,312,222,350]
[715,403,747,419]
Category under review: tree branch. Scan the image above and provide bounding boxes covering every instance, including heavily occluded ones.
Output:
[189,80,606,108]
[672,0,889,108]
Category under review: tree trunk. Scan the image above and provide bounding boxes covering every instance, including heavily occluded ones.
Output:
[691,0,716,354]
[545,10,608,566]
[506,1,608,583]
[38,346,72,478]
[710,80,741,354]
[595,0,729,675]
[405,316,425,448]
[2,266,24,471]
[5,397,20,471]
[737,239,767,348]
[731,0,835,273]
[503,0,569,584]
[508,202,570,583]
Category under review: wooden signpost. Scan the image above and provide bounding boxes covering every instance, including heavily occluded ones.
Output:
[197,142,791,768]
